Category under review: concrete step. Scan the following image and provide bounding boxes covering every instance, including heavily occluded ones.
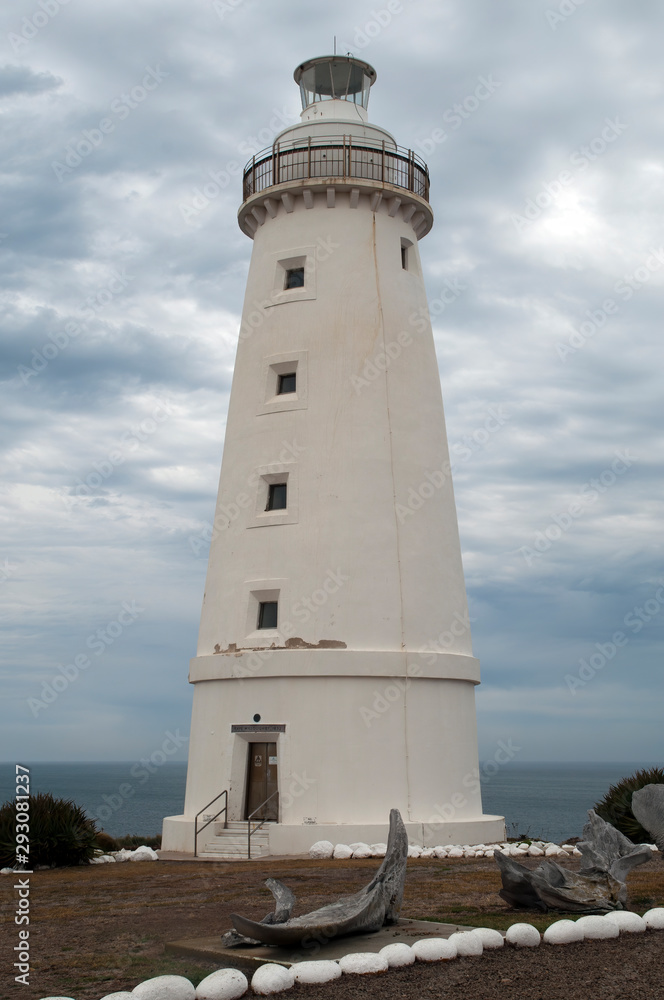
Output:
[199,822,272,859]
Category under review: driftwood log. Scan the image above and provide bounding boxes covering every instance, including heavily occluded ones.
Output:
[222,807,408,948]
[495,809,652,914]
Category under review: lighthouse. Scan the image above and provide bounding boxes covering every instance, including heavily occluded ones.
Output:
[162,56,504,856]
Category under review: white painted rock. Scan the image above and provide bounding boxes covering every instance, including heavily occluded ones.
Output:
[195,968,248,999]
[448,848,464,858]
[510,847,528,857]
[505,923,541,947]
[572,848,582,857]
[448,930,483,956]
[463,850,477,858]
[605,911,647,934]
[132,975,196,999]
[543,919,584,945]
[129,846,159,862]
[574,915,619,940]
[473,927,504,949]
[308,841,334,860]
[337,952,388,974]
[420,847,435,858]
[643,907,664,929]
[433,847,448,858]
[350,842,372,859]
[250,964,295,995]
[332,844,353,860]
[545,845,563,856]
[370,843,387,857]
[379,943,415,967]
[411,937,457,961]
[560,844,576,852]
[407,845,422,858]
[528,846,544,857]
[293,961,341,984]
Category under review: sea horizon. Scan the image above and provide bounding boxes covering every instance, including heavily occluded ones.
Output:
[1,759,660,843]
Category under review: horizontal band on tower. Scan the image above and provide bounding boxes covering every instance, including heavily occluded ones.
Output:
[189,649,480,684]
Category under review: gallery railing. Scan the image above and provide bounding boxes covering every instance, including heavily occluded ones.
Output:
[242,135,430,203]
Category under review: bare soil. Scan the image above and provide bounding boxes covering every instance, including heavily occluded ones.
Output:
[1,855,663,1000]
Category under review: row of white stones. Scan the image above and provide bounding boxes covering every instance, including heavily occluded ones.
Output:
[1,846,160,875]
[309,839,661,860]
[39,908,664,1000]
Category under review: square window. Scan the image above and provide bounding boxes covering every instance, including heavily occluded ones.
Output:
[277,372,296,394]
[258,601,278,630]
[266,483,287,511]
[284,267,305,289]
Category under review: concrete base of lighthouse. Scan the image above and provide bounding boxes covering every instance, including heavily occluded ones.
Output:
[161,815,505,856]
[161,649,505,856]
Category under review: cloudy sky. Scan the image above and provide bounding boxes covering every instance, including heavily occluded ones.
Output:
[2,0,663,769]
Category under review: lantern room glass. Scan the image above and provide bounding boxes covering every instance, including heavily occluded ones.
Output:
[295,56,376,110]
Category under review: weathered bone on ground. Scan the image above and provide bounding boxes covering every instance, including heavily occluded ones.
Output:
[495,809,652,913]
[221,808,408,948]
[221,878,296,948]
[631,784,664,854]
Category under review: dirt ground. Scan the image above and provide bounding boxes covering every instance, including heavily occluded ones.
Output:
[1,855,663,1000]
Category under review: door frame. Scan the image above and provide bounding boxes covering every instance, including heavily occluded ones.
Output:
[226,726,285,823]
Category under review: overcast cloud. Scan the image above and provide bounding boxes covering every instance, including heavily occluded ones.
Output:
[1,0,663,767]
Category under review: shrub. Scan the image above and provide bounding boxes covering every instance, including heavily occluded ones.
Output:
[114,833,162,850]
[594,767,664,843]
[95,830,119,853]
[0,793,99,868]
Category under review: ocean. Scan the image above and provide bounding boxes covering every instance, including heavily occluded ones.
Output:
[0,760,658,843]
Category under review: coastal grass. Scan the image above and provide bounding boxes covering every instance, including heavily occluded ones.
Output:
[8,855,664,1000]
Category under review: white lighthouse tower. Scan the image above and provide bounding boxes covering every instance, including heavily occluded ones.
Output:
[162,56,504,856]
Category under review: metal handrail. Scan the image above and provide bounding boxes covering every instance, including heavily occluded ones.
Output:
[194,789,228,858]
[247,790,279,859]
[242,134,429,203]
